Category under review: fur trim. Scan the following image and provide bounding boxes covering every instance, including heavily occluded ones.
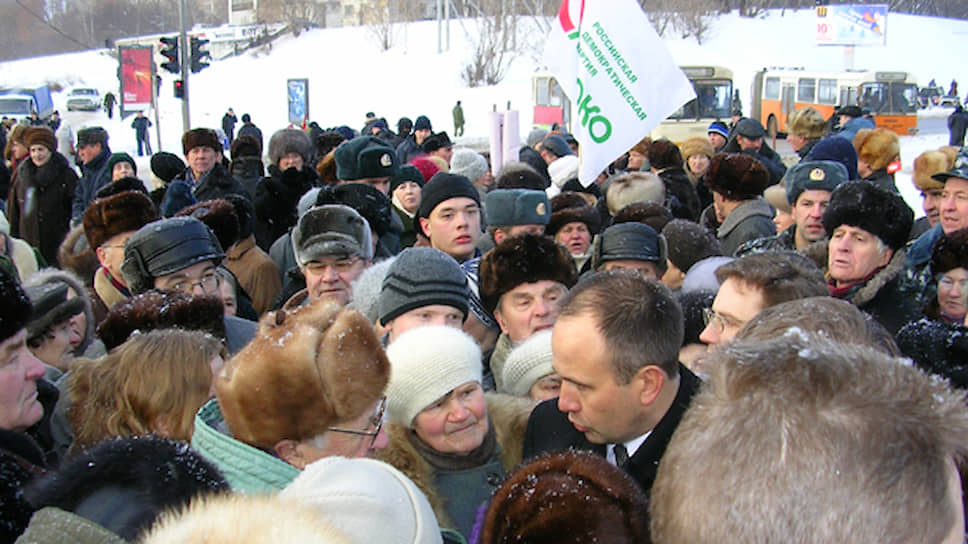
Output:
[58,224,99,286]
[216,300,389,450]
[175,199,240,251]
[912,150,952,192]
[377,392,535,531]
[94,267,128,310]
[679,137,714,161]
[181,128,222,155]
[268,128,312,166]
[547,192,601,236]
[704,153,770,201]
[96,290,227,351]
[23,268,96,354]
[931,229,968,274]
[83,191,159,250]
[822,180,913,251]
[853,128,900,171]
[24,126,56,151]
[479,234,577,315]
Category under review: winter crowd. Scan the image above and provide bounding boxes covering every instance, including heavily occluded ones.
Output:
[0,101,966,544]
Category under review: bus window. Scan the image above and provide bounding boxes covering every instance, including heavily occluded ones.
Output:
[536,78,550,107]
[765,77,780,100]
[695,80,731,118]
[890,82,918,114]
[860,82,887,113]
[549,79,563,107]
[818,79,838,104]
[797,78,816,102]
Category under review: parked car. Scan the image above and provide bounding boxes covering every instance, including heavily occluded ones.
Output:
[940,94,961,108]
[66,87,100,111]
[918,87,942,108]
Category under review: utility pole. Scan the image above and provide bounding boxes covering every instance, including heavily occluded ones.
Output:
[445,0,450,50]
[437,0,442,53]
[179,0,191,132]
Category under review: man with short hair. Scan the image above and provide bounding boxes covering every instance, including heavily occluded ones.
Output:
[698,251,827,347]
[287,204,373,308]
[71,126,112,222]
[417,172,482,263]
[651,333,968,544]
[723,118,786,185]
[121,216,256,353]
[522,271,700,509]
[161,128,251,217]
[736,160,849,255]
[334,136,399,195]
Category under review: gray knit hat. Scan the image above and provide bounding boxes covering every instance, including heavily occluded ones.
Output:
[379,247,469,325]
[484,189,550,227]
[450,148,489,183]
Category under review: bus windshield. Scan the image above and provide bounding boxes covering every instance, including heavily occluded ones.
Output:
[859,82,918,114]
[667,79,732,120]
[0,98,30,115]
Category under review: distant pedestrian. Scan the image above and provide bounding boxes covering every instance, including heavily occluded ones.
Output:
[103,92,116,120]
[452,100,465,137]
[222,108,238,144]
[236,114,263,154]
[947,105,968,147]
[131,111,152,156]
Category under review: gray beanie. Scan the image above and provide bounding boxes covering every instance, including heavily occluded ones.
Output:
[484,189,550,227]
[292,204,374,265]
[450,148,489,183]
[526,128,549,148]
[501,329,554,397]
[268,128,313,166]
[592,222,666,270]
[379,247,469,325]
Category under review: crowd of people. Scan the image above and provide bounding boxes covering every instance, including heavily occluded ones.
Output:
[0,101,966,544]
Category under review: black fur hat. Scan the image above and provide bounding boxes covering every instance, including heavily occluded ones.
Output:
[96,290,227,351]
[546,192,601,237]
[479,234,577,315]
[0,267,30,344]
[704,153,770,201]
[24,436,229,541]
[931,229,968,275]
[822,180,914,251]
[315,182,394,238]
[175,199,241,252]
[896,318,968,390]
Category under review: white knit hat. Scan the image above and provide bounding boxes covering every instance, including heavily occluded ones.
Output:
[449,148,488,183]
[501,329,554,397]
[281,457,443,544]
[385,326,482,426]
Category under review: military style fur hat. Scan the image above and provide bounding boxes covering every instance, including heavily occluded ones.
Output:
[853,128,900,172]
[216,300,389,449]
[786,107,826,139]
[268,128,313,166]
[784,160,849,205]
[479,234,577,315]
[822,180,914,251]
[83,191,159,250]
[96,291,227,351]
[182,128,222,155]
[334,136,398,181]
[704,153,770,201]
[547,192,602,237]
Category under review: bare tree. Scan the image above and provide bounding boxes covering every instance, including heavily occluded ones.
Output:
[257,0,325,34]
[360,1,395,51]
[461,0,518,87]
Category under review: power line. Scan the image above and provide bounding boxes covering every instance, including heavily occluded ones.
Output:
[13,0,95,50]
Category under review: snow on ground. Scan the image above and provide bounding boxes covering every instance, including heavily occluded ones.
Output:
[1,9,967,217]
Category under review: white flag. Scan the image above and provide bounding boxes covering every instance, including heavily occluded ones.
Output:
[543,0,696,185]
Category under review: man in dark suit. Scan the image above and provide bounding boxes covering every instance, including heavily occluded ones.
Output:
[522,270,700,498]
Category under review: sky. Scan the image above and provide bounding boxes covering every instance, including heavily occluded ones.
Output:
[0,8,966,216]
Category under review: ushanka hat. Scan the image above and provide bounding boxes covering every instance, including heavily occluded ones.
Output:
[479,234,577,315]
[912,150,952,192]
[216,300,390,450]
[268,128,313,166]
[24,126,57,152]
[334,136,398,181]
[784,160,849,205]
[0,267,31,344]
[485,189,550,227]
[121,217,225,295]
[822,180,914,252]
[547,192,602,236]
[182,128,222,155]
[83,191,159,250]
[292,204,373,264]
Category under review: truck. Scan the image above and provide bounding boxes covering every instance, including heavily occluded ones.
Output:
[0,86,54,120]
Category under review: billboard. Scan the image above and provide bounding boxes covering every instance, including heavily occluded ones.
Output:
[287,79,309,126]
[120,46,153,112]
[816,4,887,46]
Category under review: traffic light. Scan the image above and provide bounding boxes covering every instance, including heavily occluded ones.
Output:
[174,79,184,99]
[190,37,211,73]
[159,36,179,74]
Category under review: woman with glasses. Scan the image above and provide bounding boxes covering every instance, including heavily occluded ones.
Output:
[380,326,534,541]
[925,229,968,324]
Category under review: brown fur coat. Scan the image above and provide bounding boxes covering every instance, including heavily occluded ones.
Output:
[377,392,534,529]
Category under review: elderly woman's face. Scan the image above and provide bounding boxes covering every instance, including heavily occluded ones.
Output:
[278,152,304,171]
[827,225,892,286]
[937,267,968,320]
[413,381,488,455]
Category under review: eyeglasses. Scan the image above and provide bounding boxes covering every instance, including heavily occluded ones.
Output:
[304,256,361,275]
[702,308,744,334]
[327,396,386,448]
[938,275,968,291]
[167,271,221,294]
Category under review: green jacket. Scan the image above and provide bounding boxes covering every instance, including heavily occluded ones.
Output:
[191,399,300,494]
[14,507,125,544]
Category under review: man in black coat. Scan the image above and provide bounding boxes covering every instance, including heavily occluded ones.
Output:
[948,105,968,147]
[222,108,238,144]
[522,271,700,504]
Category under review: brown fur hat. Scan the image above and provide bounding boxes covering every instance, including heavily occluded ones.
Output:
[786,107,826,139]
[216,299,389,450]
[611,201,674,233]
[648,139,684,170]
[679,137,714,162]
[913,150,953,192]
[479,234,577,315]
[83,191,159,250]
[547,192,602,237]
[853,128,900,172]
[96,291,227,351]
[230,134,261,160]
[181,128,222,156]
[940,146,961,164]
[175,199,240,251]
[704,153,770,201]
[24,126,57,152]
[931,229,968,275]
[58,224,99,287]
[629,136,650,156]
[480,451,650,544]
[316,150,339,185]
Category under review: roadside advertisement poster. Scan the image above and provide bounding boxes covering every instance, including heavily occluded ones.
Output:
[816,4,887,46]
[544,0,695,185]
[120,46,153,112]
[288,78,309,126]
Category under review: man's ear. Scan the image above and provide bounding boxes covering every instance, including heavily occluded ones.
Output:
[634,365,666,407]
[273,439,307,469]
[418,217,431,240]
